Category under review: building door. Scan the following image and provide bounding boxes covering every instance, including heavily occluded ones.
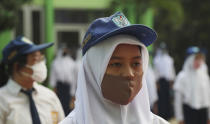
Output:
[55,24,87,60]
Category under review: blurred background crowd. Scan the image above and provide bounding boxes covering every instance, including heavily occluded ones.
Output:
[1,0,210,124]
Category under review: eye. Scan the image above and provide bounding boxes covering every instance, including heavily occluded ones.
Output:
[109,62,122,67]
[133,63,139,66]
[132,62,141,67]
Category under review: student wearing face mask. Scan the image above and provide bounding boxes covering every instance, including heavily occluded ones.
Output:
[174,46,210,124]
[0,36,65,124]
[59,12,169,124]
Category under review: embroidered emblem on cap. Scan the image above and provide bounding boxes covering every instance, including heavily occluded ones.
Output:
[22,37,33,44]
[8,50,17,60]
[82,33,92,48]
[112,14,130,28]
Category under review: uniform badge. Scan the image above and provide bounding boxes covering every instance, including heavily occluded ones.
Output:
[112,14,130,27]
[51,111,58,124]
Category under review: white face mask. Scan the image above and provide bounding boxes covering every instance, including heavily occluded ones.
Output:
[26,60,47,82]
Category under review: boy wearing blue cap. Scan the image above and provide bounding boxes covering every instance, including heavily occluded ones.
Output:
[60,12,169,124]
[0,36,65,124]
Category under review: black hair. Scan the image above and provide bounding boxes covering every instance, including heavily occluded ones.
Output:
[0,62,8,87]
[0,55,27,87]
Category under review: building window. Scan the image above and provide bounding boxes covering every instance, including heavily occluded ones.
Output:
[57,31,79,48]
[32,10,41,44]
[55,9,108,24]
[15,10,23,37]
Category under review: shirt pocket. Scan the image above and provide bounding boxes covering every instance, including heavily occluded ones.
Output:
[7,101,32,124]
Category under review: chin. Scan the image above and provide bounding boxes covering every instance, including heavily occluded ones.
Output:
[120,98,134,105]
[120,101,130,105]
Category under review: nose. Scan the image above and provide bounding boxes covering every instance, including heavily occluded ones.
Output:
[121,64,135,80]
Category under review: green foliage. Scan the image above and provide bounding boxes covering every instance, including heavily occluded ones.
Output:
[0,0,32,33]
[152,0,184,29]
[108,0,184,28]
[155,0,210,72]
[108,0,151,24]
[109,0,210,73]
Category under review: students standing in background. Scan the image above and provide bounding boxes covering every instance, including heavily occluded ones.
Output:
[174,46,210,124]
[153,42,176,120]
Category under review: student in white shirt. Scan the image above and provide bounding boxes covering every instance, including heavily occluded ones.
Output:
[50,46,78,115]
[174,46,210,124]
[60,12,169,124]
[0,36,65,124]
[153,42,176,120]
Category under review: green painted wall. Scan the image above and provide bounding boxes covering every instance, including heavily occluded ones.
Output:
[45,0,54,70]
[32,0,44,5]
[44,0,54,86]
[141,8,155,64]
[33,0,111,9]
[0,30,12,60]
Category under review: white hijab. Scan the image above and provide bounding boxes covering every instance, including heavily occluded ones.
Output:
[146,65,158,108]
[60,35,168,124]
[174,54,210,109]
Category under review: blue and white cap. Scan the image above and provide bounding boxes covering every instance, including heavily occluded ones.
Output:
[82,11,157,55]
[2,36,53,64]
[186,46,208,56]
[186,46,200,55]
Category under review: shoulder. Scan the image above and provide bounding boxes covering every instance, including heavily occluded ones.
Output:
[35,83,58,99]
[0,85,11,112]
[153,114,169,124]
[174,71,187,84]
[0,85,7,94]
[59,111,76,124]
[0,84,10,100]
[0,87,6,103]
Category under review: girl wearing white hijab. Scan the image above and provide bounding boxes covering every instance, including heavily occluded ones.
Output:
[174,47,210,124]
[60,12,169,124]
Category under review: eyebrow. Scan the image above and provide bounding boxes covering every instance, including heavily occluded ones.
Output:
[133,56,142,59]
[110,56,122,60]
[110,56,142,60]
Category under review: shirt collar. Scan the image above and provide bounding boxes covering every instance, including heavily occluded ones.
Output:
[33,82,40,93]
[6,78,39,96]
[7,79,22,96]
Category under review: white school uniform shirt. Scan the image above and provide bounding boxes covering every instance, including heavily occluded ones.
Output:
[153,49,176,81]
[174,54,210,121]
[50,54,78,96]
[59,35,169,124]
[0,79,65,124]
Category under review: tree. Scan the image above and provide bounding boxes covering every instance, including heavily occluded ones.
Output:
[0,0,32,33]
[108,0,184,25]
[155,0,210,72]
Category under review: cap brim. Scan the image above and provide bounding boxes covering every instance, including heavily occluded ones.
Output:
[82,24,157,55]
[23,42,54,54]
[93,24,157,47]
